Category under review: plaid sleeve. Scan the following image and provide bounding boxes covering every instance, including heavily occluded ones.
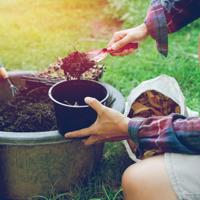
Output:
[145,0,168,56]
[128,114,200,158]
[145,0,200,57]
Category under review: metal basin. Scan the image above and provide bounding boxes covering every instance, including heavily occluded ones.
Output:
[0,71,125,200]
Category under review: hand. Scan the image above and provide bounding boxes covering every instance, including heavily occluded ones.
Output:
[107,23,149,56]
[0,65,8,79]
[65,97,130,145]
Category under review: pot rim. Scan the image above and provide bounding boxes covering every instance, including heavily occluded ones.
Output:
[0,130,70,145]
[48,79,109,108]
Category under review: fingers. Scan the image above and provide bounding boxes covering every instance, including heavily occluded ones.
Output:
[85,97,105,114]
[65,97,105,139]
[83,135,129,146]
[65,126,94,139]
[110,35,131,51]
[107,31,127,50]
[84,135,102,146]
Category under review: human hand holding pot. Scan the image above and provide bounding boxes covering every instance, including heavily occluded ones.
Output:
[107,23,149,56]
[65,97,130,145]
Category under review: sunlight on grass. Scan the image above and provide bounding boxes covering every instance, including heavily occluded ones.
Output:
[0,0,106,70]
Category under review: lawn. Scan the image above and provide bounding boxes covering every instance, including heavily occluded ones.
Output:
[0,0,109,70]
[0,0,200,199]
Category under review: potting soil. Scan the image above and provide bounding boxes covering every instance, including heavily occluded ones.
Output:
[0,86,57,132]
[61,51,96,79]
[39,51,103,81]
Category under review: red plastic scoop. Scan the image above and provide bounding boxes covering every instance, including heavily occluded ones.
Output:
[87,43,139,62]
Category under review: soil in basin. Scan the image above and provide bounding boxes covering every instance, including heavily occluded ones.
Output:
[0,86,57,132]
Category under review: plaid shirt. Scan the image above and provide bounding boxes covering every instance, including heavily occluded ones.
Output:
[128,114,200,158]
[145,0,200,56]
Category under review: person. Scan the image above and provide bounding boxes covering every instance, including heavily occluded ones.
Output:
[65,0,200,199]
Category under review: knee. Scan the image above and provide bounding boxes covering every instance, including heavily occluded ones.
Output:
[122,165,137,189]
[121,164,141,200]
[121,156,177,200]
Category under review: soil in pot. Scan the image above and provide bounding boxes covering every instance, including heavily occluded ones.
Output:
[0,86,57,132]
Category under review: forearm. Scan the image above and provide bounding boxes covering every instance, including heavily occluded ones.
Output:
[128,114,200,158]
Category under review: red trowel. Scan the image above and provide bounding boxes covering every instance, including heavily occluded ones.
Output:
[87,43,139,62]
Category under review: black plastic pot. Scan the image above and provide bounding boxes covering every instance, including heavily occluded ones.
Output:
[49,80,109,135]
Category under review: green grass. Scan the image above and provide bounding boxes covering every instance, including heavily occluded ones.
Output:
[1,0,200,199]
[0,0,107,71]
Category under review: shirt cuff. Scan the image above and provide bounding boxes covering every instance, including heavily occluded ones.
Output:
[145,1,168,57]
[128,118,144,144]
